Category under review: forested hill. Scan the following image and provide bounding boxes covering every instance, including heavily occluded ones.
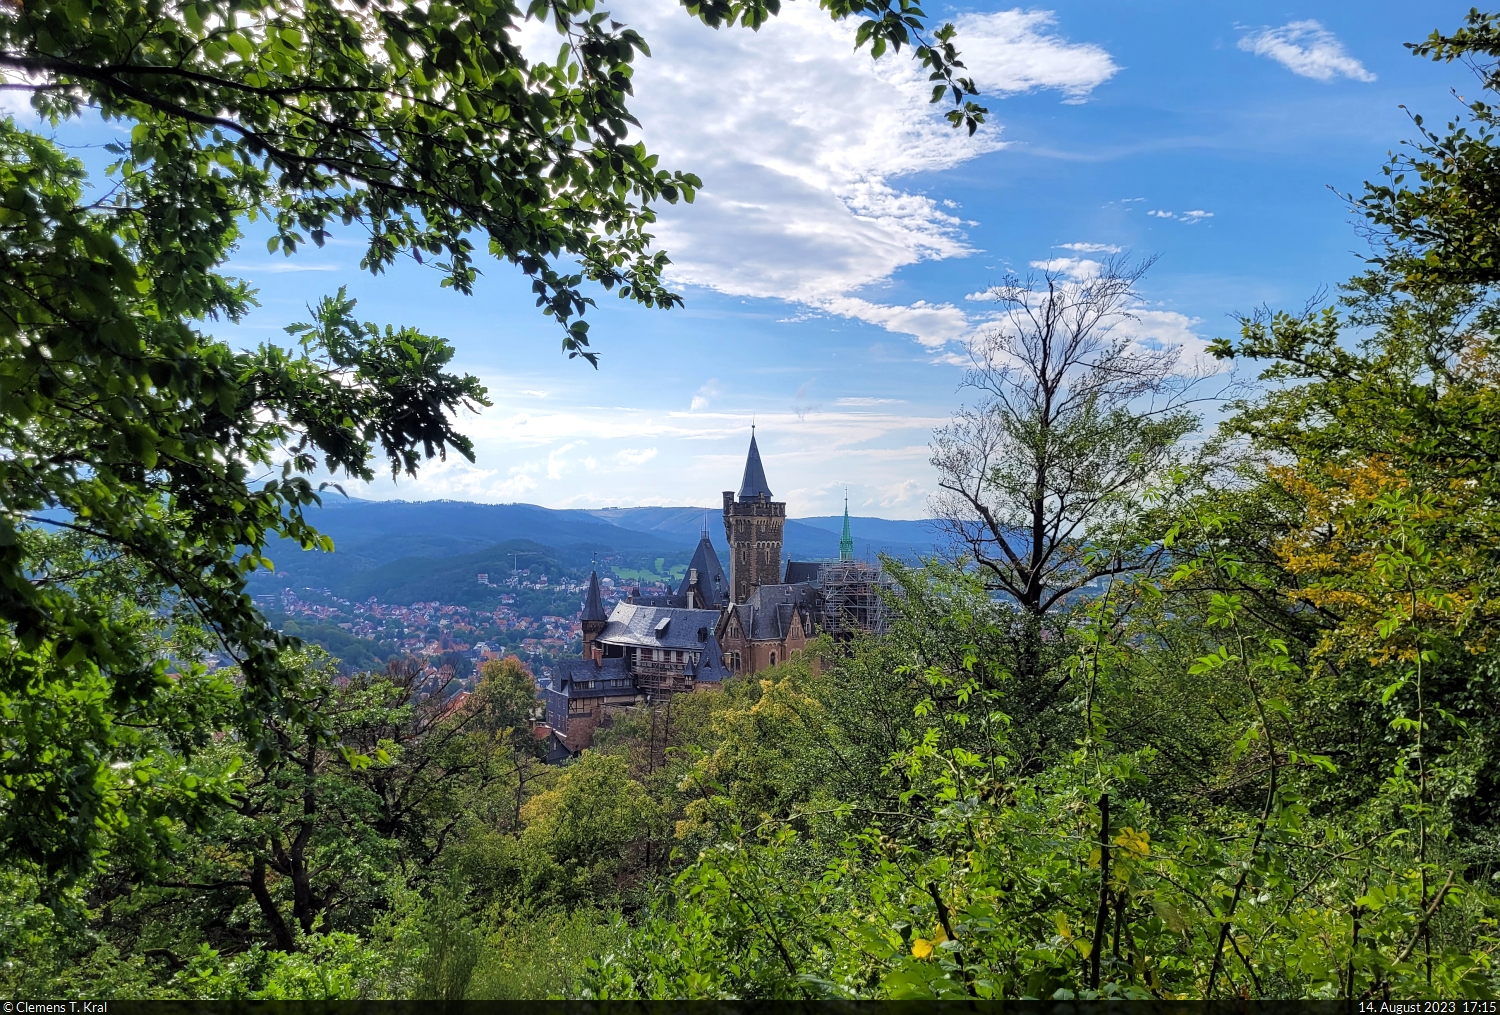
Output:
[250,498,944,605]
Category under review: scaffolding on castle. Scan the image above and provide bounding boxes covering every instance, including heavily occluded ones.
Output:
[817,560,890,638]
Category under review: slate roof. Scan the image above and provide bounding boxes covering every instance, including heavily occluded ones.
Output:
[597,602,722,651]
[689,633,732,684]
[738,431,773,500]
[783,560,821,585]
[582,570,608,622]
[552,655,633,698]
[678,533,730,609]
[725,582,819,642]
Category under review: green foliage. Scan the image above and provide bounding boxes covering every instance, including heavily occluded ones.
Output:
[0,111,487,879]
[1359,10,1500,287]
[0,0,984,882]
[13,7,1500,1002]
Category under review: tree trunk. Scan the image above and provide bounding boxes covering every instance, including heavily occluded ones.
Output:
[250,854,296,952]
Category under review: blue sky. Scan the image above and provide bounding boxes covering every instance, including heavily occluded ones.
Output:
[33,1,1479,518]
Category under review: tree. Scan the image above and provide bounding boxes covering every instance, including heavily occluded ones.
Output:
[84,650,519,956]
[928,257,1200,679]
[1359,9,1500,288]
[1210,272,1500,850]
[518,752,661,906]
[0,0,988,883]
[470,655,549,830]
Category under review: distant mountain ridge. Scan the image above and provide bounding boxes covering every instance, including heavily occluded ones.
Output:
[252,498,945,606]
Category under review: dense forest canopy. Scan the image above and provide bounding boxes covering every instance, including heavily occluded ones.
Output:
[6,1,1500,1002]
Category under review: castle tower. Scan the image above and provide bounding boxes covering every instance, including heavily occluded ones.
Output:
[723,428,786,603]
[581,569,608,658]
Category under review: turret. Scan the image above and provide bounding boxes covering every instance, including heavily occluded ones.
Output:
[677,528,729,609]
[581,569,608,659]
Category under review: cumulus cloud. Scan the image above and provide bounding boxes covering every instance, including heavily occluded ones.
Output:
[496,472,539,498]
[578,0,1118,348]
[1029,256,1104,278]
[1238,21,1375,83]
[1112,309,1220,374]
[822,297,975,350]
[878,478,926,507]
[689,378,721,412]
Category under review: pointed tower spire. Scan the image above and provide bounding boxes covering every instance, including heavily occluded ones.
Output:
[582,569,607,622]
[839,491,854,561]
[580,567,609,660]
[738,428,772,501]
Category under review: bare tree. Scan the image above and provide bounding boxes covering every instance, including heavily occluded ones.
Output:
[930,256,1203,660]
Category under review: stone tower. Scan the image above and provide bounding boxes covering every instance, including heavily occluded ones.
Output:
[723,428,785,603]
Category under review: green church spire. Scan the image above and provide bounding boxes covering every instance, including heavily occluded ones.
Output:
[839,493,854,561]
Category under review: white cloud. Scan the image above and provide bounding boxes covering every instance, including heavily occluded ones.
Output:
[1147,209,1214,224]
[951,10,1121,105]
[546,441,581,480]
[615,448,659,467]
[345,406,950,516]
[821,296,975,349]
[689,378,721,412]
[1058,242,1123,253]
[1029,256,1103,278]
[0,77,46,123]
[878,478,926,507]
[1238,21,1375,83]
[590,0,1117,339]
[836,396,905,406]
[1113,309,1221,374]
[496,472,539,498]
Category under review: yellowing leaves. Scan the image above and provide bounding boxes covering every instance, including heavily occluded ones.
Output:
[1114,826,1150,858]
[912,918,951,959]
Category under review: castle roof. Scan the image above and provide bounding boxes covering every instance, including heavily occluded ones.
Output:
[597,602,723,651]
[677,533,730,608]
[725,582,819,642]
[551,655,633,698]
[689,632,732,684]
[783,560,821,585]
[738,430,773,500]
[582,570,608,622]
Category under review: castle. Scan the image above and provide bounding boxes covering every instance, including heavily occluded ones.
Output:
[541,430,885,754]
